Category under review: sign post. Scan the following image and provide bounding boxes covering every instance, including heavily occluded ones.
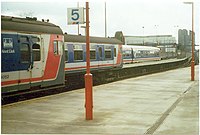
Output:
[85,2,93,120]
[67,3,93,120]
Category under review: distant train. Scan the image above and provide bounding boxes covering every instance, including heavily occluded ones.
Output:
[1,15,161,94]
[122,45,161,63]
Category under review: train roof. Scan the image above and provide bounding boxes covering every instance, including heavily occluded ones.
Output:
[64,34,123,44]
[1,15,63,35]
[123,45,160,51]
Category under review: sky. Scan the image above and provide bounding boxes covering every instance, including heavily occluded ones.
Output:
[1,0,200,45]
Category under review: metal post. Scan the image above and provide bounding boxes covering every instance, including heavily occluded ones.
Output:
[77,2,80,35]
[154,25,159,46]
[105,2,107,38]
[85,1,93,120]
[191,2,195,81]
[184,2,195,81]
[142,26,144,45]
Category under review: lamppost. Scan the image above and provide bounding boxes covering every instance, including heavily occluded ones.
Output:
[105,2,107,38]
[174,25,179,43]
[154,25,159,46]
[77,2,80,35]
[183,2,195,81]
[142,26,145,45]
[174,25,179,58]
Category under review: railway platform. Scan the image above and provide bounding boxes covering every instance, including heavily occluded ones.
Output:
[2,65,199,134]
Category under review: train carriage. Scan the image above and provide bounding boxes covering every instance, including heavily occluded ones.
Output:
[1,16,65,93]
[64,34,123,73]
[122,45,161,63]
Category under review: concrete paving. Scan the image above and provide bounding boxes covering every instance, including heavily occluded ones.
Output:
[2,66,199,134]
[154,78,199,135]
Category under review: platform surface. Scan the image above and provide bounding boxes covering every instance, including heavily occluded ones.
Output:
[123,58,187,68]
[2,66,199,134]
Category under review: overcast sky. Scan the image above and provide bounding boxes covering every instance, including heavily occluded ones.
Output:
[1,0,200,44]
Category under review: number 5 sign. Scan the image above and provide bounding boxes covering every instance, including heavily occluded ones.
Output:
[67,7,84,25]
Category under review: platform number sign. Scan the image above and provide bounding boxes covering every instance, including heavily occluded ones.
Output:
[67,7,84,25]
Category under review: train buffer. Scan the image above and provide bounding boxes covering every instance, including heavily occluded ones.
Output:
[2,65,199,134]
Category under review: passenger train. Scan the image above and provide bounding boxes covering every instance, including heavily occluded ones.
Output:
[122,45,161,63]
[1,15,161,94]
[1,15,123,93]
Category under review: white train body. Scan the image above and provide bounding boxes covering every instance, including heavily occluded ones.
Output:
[122,45,161,63]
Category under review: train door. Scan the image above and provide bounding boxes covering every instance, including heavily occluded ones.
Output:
[105,45,113,66]
[18,35,43,90]
[113,46,117,65]
[30,35,43,88]
[18,35,32,90]
[131,48,134,63]
[97,45,104,67]
[111,46,115,65]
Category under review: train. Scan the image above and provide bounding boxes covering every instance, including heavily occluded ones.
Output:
[1,15,161,94]
[122,45,161,63]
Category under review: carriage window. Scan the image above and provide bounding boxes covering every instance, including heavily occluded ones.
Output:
[74,50,83,61]
[74,44,83,61]
[114,48,117,57]
[33,44,41,61]
[136,51,141,57]
[20,37,28,43]
[123,52,126,57]
[31,37,40,43]
[65,50,68,62]
[123,50,131,58]
[105,49,112,59]
[64,44,68,62]
[90,50,96,60]
[98,47,103,58]
[20,43,30,62]
[54,41,59,55]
